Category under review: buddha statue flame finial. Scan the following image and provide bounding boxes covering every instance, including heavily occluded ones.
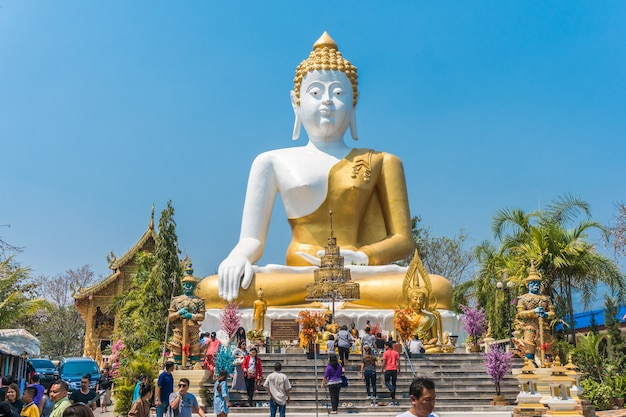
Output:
[293,31,359,107]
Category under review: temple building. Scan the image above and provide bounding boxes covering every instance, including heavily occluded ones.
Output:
[72,209,156,364]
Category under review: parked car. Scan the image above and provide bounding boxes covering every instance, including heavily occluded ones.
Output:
[58,357,100,392]
[29,358,59,388]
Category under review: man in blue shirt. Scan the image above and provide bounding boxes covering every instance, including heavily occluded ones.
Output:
[169,378,205,417]
[395,377,438,417]
[155,362,175,417]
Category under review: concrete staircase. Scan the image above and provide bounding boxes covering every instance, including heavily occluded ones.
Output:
[198,352,523,415]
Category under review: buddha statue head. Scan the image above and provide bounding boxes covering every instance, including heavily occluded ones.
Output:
[407,287,429,312]
[291,32,359,141]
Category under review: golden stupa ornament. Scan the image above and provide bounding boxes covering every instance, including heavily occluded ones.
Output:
[305,211,360,301]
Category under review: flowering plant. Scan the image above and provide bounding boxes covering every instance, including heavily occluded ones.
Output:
[108,339,126,378]
[295,310,327,348]
[482,345,513,395]
[460,304,488,346]
[220,301,242,339]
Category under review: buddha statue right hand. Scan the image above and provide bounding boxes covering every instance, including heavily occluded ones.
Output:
[218,255,254,301]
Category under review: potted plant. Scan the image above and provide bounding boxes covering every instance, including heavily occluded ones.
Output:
[482,344,513,404]
[295,310,327,358]
[460,304,488,352]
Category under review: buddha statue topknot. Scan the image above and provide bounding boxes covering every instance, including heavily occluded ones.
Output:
[199,32,453,311]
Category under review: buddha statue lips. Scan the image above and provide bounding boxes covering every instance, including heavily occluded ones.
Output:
[199,32,453,310]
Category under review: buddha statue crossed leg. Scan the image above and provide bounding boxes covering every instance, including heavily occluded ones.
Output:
[199,32,452,311]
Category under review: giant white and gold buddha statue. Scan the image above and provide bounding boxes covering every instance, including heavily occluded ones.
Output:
[199,32,452,311]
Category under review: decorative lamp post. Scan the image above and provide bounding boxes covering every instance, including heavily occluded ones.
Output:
[496,274,515,338]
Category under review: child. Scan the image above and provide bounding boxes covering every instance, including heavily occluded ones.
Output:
[213,370,230,417]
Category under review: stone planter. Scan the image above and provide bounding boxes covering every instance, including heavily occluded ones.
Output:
[490,395,508,405]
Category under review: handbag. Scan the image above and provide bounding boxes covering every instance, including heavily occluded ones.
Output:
[234,357,244,366]
[341,374,348,388]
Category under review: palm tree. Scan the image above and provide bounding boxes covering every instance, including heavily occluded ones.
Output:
[490,194,624,342]
[0,258,49,327]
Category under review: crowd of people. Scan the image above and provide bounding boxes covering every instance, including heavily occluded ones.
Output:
[0,321,437,417]
[0,365,115,417]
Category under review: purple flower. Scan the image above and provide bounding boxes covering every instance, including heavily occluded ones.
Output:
[482,345,513,395]
[460,304,488,344]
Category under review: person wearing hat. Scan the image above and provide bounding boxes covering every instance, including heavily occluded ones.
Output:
[167,263,206,366]
[516,261,555,361]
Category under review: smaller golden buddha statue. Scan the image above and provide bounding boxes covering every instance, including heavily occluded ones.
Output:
[252,288,268,331]
[394,250,442,353]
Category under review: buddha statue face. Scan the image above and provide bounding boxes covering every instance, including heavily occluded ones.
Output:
[408,289,428,311]
[295,70,354,141]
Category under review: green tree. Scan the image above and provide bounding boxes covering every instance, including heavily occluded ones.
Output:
[114,200,182,352]
[400,215,476,287]
[489,194,624,342]
[603,295,625,371]
[608,202,626,256]
[15,266,97,358]
[0,258,48,328]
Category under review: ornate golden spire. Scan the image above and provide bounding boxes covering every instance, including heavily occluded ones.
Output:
[524,260,542,283]
[149,203,155,230]
[313,31,337,50]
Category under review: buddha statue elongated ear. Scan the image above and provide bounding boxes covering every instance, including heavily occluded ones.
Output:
[349,99,358,141]
[290,90,301,140]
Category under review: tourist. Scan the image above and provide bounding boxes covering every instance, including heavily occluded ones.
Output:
[20,387,39,417]
[326,335,336,354]
[203,332,222,380]
[234,327,247,348]
[27,375,45,409]
[0,375,14,402]
[320,355,343,414]
[395,378,437,417]
[231,341,247,392]
[361,327,376,355]
[155,362,175,417]
[95,368,113,413]
[168,378,204,417]
[69,376,96,411]
[241,347,263,407]
[132,374,147,403]
[6,384,23,415]
[375,333,386,352]
[213,370,230,417]
[382,341,400,406]
[48,381,70,417]
[61,404,94,417]
[408,335,425,358]
[0,401,19,417]
[360,346,378,402]
[335,325,354,366]
[39,388,54,417]
[128,383,152,417]
[263,363,291,417]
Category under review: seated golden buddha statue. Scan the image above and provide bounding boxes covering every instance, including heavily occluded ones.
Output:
[393,252,442,353]
[199,32,452,310]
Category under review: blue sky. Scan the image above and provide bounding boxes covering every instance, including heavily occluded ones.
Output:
[1,1,625,309]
